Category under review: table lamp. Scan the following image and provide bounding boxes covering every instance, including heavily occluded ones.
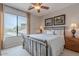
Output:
[70,23,77,38]
[40,26,43,33]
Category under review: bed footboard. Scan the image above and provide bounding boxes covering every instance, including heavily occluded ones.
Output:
[22,35,48,56]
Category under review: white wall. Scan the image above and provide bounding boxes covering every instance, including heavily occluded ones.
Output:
[42,4,79,29]
[41,3,79,37]
[30,14,43,34]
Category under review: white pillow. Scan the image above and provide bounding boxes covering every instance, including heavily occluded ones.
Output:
[43,30,54,35]
[54,30,64,35]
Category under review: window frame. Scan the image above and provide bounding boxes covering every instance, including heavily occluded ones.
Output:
[4,13,27,37]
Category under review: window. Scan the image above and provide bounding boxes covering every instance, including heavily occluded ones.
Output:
[4,13,27,38]
[4,13,17,37]
[18,16,27,36]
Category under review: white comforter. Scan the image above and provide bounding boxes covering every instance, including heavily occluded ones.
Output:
[28,34,65,56]
[29,34,65,56]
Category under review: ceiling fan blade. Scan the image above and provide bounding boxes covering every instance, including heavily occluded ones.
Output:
[28,6,34,10]
[41,6,49,9]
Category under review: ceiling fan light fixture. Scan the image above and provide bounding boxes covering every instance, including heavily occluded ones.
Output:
[28,3,49,13]
[34,6,40,10]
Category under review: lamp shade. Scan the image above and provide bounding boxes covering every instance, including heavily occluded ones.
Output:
[40,26,43,30]
[70,23,77,29]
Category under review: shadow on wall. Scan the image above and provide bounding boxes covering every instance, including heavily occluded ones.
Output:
[3,36,23,49]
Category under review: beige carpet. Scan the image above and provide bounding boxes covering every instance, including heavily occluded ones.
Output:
[1,46,31,56]
[1,46,79,56]
[61,49,79,56]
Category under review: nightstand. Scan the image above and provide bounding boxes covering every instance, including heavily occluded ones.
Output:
[65,36,79,52]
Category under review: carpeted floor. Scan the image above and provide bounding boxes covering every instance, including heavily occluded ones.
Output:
[61,49,79,56]
[1,46,79,56]
[1,46,30,56]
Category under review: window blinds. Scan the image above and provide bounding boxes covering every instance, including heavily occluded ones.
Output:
[4,5,27,17]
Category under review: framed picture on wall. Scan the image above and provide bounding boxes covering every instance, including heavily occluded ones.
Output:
[54,14,65,25]
[45,17,54,26]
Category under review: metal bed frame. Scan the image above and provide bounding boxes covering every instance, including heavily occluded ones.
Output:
[22,35,48,56]
[22,26,65,56]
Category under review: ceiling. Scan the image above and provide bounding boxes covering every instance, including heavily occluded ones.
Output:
[5,3,75,16]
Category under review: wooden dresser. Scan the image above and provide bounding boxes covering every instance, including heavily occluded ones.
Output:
[65,36,79,52]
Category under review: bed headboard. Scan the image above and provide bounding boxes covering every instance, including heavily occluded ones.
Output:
[44,26,65,30]
[44,26,65,38]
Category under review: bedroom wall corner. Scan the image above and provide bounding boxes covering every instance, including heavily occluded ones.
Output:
[27,12,31,34]
[30,14,43,34]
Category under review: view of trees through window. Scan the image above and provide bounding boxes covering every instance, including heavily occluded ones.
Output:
[4,13,27,37]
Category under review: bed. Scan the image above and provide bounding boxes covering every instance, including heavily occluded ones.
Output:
[21,26,65,56]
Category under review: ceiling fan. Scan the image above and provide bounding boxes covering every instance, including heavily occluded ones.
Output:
[28,3,49,13]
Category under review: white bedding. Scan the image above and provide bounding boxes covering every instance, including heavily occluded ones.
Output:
[27,34,65,56]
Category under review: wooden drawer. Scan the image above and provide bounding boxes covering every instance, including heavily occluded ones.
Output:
[65,37,79,52]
